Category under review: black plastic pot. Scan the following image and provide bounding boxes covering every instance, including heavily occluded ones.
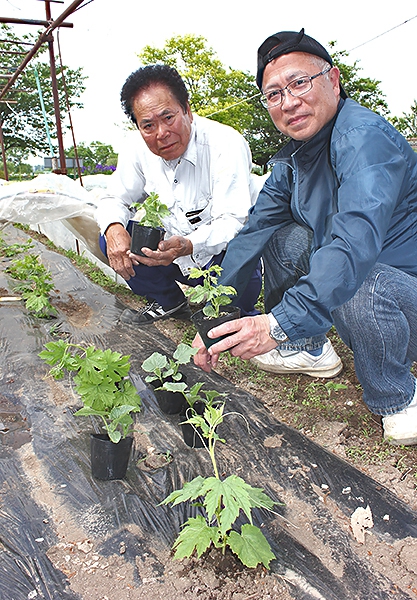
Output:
[90,433,133,480]
[180,402,206,449]
[150,376,187,415]
[130,221,165,256]
[191,306,241,349]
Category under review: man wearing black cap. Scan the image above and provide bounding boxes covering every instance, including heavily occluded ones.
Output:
[193,29,417,445]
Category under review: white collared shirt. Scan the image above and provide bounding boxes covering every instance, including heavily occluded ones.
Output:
[95,114,263,274]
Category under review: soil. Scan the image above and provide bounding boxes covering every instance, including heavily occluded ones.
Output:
[55,284,415,600]
[1,228,416,600]
[153,316,417,515]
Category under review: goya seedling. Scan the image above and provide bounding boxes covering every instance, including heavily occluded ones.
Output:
[161,403,277,569]
[131,191,170,228]
[185,264,237,319]
[39,340,142,443]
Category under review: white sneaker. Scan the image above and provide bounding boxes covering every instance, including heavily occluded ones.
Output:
[382,388,417,446]
[250,339,342,378]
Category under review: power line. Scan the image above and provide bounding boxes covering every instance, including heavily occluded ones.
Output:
[206,91,261,119]
[347,14,417,53]
[208,15,417,119]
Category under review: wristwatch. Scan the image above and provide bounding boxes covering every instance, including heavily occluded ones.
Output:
[267,313,289,344]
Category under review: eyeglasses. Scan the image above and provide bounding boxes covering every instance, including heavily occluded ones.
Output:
[260,66,332,109]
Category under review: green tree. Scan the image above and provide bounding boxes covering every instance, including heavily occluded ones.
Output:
[329,43,389,116]
[389,100,417,138]
[66,141,118,175]
[137,35,392,172]
[138,34,284,172]
[0,24,86,164]
[0,161,32,181]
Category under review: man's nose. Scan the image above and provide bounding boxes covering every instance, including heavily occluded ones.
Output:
[280,89,301,109]
[156,121,170,137]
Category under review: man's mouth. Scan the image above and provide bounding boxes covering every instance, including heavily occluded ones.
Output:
[287,114,308,127]
[160,142,177,153]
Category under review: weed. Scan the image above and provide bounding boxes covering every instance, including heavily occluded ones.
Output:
[0,235,34,258]
[345,446,368,461]
[5,253,57,318]
[361,426,376,438]
[220,354,267,385]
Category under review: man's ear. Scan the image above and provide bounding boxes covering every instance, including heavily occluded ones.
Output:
[186,103,193,121]
[329,66,342,97]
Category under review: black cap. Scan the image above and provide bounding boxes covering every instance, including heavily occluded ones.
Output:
[257,28,347,99]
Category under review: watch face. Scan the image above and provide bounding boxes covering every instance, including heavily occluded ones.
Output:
[270,324,288,343]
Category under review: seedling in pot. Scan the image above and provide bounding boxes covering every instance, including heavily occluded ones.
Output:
[130,191,170,228]
[160,373,225,412]
[185,264,237,319]
[141,343,198,389]
[185,265,240,349]
[130,192,170,255]
[39,340,142,443]
[161,402,277,569]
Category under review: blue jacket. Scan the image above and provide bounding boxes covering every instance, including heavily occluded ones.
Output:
[219,98,417,340]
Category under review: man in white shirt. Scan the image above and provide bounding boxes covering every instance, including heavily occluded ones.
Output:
[96,64,262,325]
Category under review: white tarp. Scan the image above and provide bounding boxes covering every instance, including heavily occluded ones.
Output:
[0,173,108,264]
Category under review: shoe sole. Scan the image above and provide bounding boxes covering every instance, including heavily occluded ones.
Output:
[250,357,343,378]
[383,434,417,446]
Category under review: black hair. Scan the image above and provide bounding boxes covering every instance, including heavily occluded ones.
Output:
[120,64,189,126]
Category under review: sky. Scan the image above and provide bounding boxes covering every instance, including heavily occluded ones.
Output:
[2,0,417,155]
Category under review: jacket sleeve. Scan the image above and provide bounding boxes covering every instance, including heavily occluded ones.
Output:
[218,161,294,298]
[273,122,410,340]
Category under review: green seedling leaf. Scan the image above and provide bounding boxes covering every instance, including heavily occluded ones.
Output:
[172,515,220,559]
[245,486,277,511]
[201,475,254,533]
[141,352,168,374]
[161,381,188,394]
[131,192,170,228]
[173,343,198,364]
[161,475,206,506]
[228,524,275,569]
[185,286,207,304]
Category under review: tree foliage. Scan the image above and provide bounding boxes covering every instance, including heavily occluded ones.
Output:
[0,24,86,164]
[389,100,417,138]
[138,34,284,171]
[329,43,389,116]
[137,34,394,171]
[66,141,118,175]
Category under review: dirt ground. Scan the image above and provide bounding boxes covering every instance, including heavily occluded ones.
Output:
[1,228,417,600]
[153,316,417,516]
[53,280,416,600]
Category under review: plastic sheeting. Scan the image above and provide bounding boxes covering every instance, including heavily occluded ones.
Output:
[0,174,106,264]
[0,226,416,600]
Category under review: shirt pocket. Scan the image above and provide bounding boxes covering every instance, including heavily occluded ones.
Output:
[186,196,212,228]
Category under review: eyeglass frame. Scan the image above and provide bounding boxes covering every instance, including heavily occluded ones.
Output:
[259,66,332,109]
